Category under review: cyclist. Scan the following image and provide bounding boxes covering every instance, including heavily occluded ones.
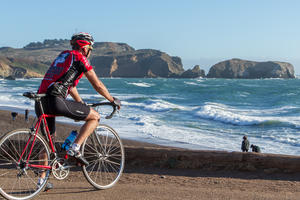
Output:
[35,32,121,190]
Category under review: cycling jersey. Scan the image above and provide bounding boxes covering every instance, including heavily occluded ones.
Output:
[38,50,93,98]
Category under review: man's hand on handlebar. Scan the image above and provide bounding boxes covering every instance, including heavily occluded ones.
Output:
[112,97,121,110]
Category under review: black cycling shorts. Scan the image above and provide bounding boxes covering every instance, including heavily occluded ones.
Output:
[35,95,90,134]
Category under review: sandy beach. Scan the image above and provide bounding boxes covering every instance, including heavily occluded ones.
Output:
[0,109,299,200]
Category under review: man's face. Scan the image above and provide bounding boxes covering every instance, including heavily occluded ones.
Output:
[83,45,93,58]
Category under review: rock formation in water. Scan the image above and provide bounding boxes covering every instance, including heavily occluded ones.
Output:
[207,58,295,79]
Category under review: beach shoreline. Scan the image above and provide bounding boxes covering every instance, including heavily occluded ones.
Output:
[0,109,299,199]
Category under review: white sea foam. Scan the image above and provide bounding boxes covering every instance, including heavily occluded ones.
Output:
[79,94,101,100]
[0,78,300,155]
[77,88,89,91]
[126,82,154,87]
[0,94,33,110]
[122,99,187,112]
[195,103,300,126]
[123,114,245,151]
[196,79,205,82]
[184,81,199,86]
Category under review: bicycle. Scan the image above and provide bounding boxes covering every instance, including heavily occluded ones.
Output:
[0,92,125,200]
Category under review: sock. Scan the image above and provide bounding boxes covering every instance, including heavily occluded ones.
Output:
[71,143,80,151]
[38,178,45,185]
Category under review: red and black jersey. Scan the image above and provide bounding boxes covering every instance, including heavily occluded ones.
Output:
[38,50,93,98]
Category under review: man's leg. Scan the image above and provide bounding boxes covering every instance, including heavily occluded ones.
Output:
[51,97,100,165]
[74,108,100,145]
[67,108,100,165]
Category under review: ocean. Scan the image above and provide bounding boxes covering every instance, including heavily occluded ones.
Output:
[0,78,299,155]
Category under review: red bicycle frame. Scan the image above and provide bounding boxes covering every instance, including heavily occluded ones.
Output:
[18,113,56,170]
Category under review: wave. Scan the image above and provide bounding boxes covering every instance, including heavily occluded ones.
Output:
[123,99,187,112]
[79,94,100,100]
[195,103,300,127]
[184,81,199,86]
[126,82,154,87]
[15,78,42,81]
[0,94,34,110]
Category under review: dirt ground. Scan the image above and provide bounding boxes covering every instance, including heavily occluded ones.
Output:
[36,168,300,200]
[0,110,299,200]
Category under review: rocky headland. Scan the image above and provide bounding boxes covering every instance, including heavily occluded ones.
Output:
[0,40,296,79]
[0,40,203,79]
[207,58,295,79]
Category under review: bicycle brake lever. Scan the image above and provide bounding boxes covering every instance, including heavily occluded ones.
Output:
[105,106,117,119]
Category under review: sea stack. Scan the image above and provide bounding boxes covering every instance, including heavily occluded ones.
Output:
[207,58,295,79]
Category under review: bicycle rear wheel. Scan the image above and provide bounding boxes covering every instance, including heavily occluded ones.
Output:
[82,124,125,189]
[0,129,51,200]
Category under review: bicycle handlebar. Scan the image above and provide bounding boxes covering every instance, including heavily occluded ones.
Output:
[87,102,118,119]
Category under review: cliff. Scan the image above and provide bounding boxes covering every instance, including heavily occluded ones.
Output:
[179,65,205,78]
[91,49,185,78]
[0,40,203,78]
[0,56,46,78]
[207,58,295,79]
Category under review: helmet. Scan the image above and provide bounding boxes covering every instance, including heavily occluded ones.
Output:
[71,32,94,48]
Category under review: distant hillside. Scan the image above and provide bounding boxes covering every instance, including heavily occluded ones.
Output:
[0,39,204,78]
[0,56,46,78]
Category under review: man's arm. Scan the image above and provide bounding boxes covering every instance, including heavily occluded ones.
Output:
[69,87,83,103]
[84,69,114,103]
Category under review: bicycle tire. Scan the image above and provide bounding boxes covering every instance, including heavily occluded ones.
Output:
[81,124,125,189]
[0,129,51,200]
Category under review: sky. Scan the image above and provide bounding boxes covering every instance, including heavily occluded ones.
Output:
[1,0,300,73]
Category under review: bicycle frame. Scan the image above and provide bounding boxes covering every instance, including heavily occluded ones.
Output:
[13,93,120,175]
[18,113,56,170]
[0,93,124,199]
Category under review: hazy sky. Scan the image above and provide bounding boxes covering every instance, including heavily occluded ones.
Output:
[1,0,299,73]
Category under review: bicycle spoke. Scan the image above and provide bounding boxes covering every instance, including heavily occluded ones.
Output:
[0,129,51,199]
[95,132,107,154]
[93,160,101,183]
[0,146,17,163]
[107,144,121,156]
[25,173,38,187]
[105,159,121,167]
[0,162,14,166]
[29,142,45,160]
[85,142,98,153]
[103,161,114,182]
[7,137,22,161]
[0,171,10,177]
[84,155,98,160]
[82,125,124,189]
[108,152,122,158]
[88,160,98,177]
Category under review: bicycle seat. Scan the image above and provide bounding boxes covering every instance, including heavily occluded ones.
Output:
[23,92,47,100]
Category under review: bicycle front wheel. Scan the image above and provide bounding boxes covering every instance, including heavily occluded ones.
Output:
[82,124,125,189]
[0,129,51,200]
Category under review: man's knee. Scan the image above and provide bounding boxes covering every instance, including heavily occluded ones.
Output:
[86,109,100,121]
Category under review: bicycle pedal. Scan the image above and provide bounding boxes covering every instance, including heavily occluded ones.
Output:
[43,182,53,192]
